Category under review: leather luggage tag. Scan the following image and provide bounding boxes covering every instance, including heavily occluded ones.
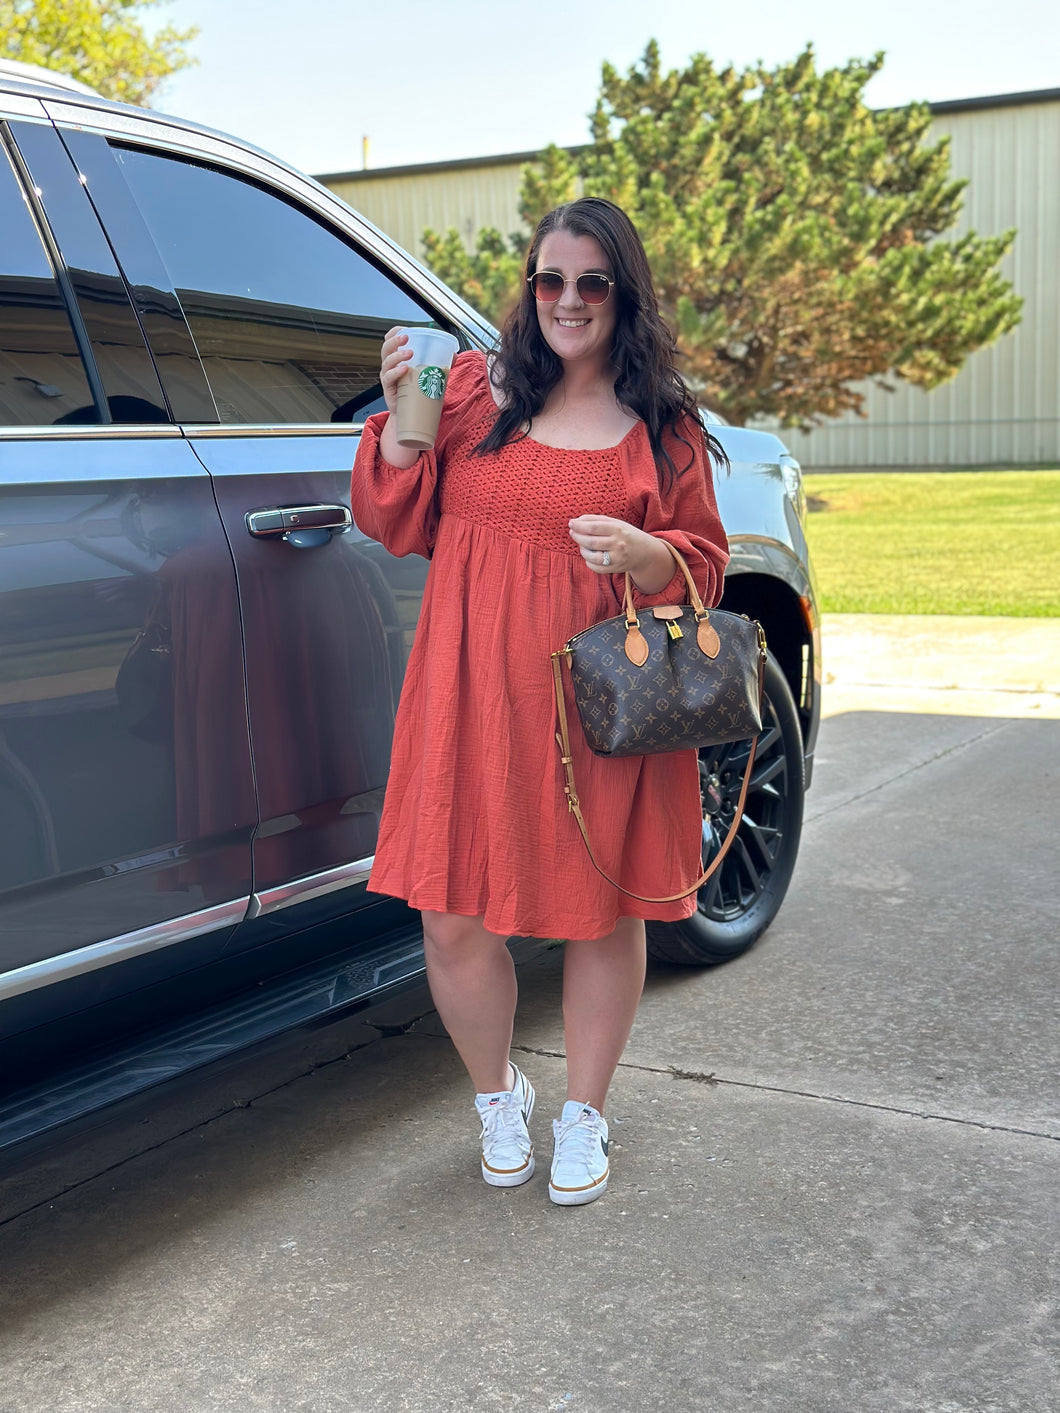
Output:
[697,618,721,658]
[623,624,649,666]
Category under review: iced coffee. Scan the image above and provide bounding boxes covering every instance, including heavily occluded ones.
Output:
[394,327,460,449]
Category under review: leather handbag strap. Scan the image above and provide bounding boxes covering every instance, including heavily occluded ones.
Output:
[550,649,758,904]
[618,543,723,666]
[622,542,708,621]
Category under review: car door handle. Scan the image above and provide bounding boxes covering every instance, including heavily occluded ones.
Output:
[245,504,353,537]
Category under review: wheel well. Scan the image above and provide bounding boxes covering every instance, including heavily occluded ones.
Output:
[719,572,811,735]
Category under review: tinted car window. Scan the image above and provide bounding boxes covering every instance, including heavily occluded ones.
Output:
[8,121,169,426]
[55,127,218,424]
[0,145,94,426]
[112,146,436,424]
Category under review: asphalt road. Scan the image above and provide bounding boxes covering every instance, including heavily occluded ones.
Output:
[1,617,1057,1413]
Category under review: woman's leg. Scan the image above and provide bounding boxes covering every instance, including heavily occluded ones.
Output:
[561,917,647,1113]
[420,910,518,1094]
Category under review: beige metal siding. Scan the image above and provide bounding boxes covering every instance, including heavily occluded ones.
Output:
[326,162,526,259]
[763,97,1060,467]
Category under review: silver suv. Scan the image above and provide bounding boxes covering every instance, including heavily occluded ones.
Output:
[0,64,820,1152]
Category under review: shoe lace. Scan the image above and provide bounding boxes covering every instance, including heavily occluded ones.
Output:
[554,1112,598,1167]
[480,1094,525,1149]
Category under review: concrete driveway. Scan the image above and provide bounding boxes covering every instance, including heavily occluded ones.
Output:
[1,616,1057,1413]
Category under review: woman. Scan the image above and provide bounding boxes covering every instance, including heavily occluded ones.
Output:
[351,197,729,1206]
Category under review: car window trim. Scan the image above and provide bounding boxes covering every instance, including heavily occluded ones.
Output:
[179,423,365,438]
[0,422,367,438]
[0,93,50,121]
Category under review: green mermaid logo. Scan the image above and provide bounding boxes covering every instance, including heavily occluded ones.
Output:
[418,366,447,400]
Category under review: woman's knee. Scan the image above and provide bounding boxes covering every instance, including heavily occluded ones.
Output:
[609,916,646,947]
[570,917,645,949]
[421,910,499,963]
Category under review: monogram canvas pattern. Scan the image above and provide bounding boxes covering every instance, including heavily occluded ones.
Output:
[566,608,764,758]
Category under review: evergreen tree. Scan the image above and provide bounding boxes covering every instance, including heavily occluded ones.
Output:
[422,44,1021,427]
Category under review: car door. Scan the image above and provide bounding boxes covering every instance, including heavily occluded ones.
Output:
[65,123,447,926]
[0,113,255,1034]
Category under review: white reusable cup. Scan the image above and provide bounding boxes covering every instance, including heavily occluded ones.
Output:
[393,327,461,449]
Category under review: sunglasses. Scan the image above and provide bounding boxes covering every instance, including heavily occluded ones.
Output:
[527,270,615,305]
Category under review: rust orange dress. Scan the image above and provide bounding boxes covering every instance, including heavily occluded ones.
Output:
[350,351,730,941]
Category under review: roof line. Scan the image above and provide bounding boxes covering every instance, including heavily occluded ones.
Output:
[314,86,1060,186]
[927,85,1060,114]
[316,145,590,185]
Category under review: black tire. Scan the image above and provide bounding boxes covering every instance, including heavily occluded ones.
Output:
[646,650,805,966]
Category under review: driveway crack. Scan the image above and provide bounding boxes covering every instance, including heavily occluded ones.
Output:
[511,1047,1059,1142]
[805,719,1009,824]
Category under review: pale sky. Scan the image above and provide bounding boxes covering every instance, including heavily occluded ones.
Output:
[148,0,1059,177]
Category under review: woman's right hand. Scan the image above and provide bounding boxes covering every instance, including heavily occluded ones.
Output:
[380,326,415,414]
[376,327,422,469]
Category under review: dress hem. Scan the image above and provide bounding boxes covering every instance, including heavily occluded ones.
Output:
[365,876,697,942]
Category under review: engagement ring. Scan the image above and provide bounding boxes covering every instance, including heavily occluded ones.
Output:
[601,552,612,567]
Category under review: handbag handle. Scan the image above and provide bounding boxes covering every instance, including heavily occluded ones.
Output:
[620,543,721,666]
[621,541,707,621]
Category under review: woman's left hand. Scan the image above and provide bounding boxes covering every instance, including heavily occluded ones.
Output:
[568,515,675,592]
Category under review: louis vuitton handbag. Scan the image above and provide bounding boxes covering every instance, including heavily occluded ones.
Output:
[551,542,767,903]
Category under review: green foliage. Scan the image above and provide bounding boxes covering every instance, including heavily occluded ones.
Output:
[421,43,1022,428]
[516,141,579,232]
[420,225,526,329]
[0,0,198,106]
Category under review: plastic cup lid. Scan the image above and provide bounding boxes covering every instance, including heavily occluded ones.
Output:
[400,326,460,365]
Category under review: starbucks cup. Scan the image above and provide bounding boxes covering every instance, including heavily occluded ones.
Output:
[393,327,461,449]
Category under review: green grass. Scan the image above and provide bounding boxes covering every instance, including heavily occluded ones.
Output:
[803,470,1060,616]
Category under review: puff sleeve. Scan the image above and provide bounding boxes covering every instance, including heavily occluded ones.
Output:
[627,416,730,608]
[350,350,482,559]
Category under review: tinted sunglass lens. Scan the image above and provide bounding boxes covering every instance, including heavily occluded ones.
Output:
[531,273,564,301]
[577,275,611,304]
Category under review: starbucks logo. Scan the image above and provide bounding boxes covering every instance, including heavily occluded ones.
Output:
[418,366,448,400]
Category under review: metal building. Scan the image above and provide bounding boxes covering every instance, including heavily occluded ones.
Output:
[320,149,539,265]
[317,88,1059,468]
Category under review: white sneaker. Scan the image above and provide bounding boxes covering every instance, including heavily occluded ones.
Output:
[549,1101,609,1206]
[475,1064,536,1187]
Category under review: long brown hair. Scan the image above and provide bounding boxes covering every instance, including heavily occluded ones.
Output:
[476,197,727,490]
